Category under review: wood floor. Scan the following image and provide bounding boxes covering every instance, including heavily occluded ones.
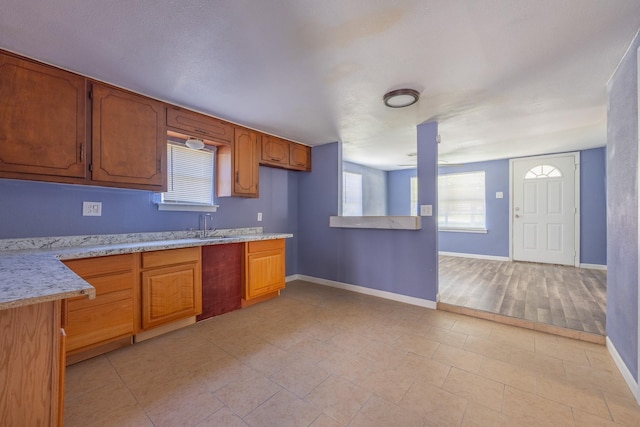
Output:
[439,256,607,336]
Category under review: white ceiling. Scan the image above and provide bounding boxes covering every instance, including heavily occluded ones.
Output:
[2,1,640,170]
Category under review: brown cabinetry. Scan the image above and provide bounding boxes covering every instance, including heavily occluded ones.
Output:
[260,135,290,167]
[91,83,166,190]
[289,143,312,171]
[140,247,202,330]
[63,254,136,362]
[243,239,285,306]
[0,52,86,180]
[0,301,64,426]
[167,106,233,144]
[259,134,311,172]
[198,243,242,320]
[219,127,260,198]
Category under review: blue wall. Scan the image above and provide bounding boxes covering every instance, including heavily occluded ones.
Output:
[388,168,417,216]
[607,30,639,382]
[342,161,388,215]
[298,122,439,302]
[580,147,607,265]
[0,166,300,275]
[387,150,607,264]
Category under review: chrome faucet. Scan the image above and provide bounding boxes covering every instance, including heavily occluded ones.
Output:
[201,213,213,238]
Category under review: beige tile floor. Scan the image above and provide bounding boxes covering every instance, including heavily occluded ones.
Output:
[64,280,640,427]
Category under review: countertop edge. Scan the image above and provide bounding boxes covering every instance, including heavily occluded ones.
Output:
[0,233,293,311]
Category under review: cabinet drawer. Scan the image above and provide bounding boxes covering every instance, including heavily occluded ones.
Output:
[65,296,134,352]
[64,254,134,277]
[248,239,284,253]
[166,107,233,144]
[67,288,132,312]
[142,247,200,269]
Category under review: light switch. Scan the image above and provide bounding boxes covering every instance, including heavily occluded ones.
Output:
[257,212,263,221]
[82,201,102,216]
[496,192,504,199]
[420,205,432,216]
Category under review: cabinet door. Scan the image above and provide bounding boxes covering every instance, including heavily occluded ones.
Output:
[289,143,311,171]
[0,53,86,179]
[0,301,62,426]
[166,106,233,144]
[260,135,289,167]
[141,263,202,330]
[233,128,259,197]
[246,248,285,299]
[91,83,166,190]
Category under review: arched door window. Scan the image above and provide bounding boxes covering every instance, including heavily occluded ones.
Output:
[524,164,563,179]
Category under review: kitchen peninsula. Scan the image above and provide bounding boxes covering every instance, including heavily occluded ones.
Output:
[0,228,291,425]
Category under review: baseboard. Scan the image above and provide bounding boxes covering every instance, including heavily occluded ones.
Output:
[438,251,510,261]
[579,263,607,271]
[606,337,640,404]
[286,274,301,282]
[292,274,437,309]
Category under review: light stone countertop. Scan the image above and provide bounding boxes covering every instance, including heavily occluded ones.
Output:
[0,228,292,311]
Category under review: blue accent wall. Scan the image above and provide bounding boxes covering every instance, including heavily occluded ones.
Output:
[298,122,439,301]
[342,161,388,215]
[580,147,607,265]
[387,150,607,263]
[0,166,300,275]
[606,30,639,382]
[388,168,417,215]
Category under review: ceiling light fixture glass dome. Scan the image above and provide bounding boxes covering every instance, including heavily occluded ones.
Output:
[383,88,420,108]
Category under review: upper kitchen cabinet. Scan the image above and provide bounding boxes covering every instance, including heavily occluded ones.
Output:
[260,135,290,168]
[289,142,311,171]
[259,133,311,172]
[218,127,260,198]
[91,83,166,191]
[166,106,233,145]
[0,52,87,180]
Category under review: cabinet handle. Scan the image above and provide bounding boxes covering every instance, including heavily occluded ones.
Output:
[79,144,84,162]
[194,128,209,135]
[157,158,161,172]
[235,171,239,183]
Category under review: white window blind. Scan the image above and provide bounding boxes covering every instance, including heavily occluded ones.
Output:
[342,171,363,216]
[438,171,486,230]
[162,144,215,206]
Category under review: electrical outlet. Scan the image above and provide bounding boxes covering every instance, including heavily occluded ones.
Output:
[257,212,263,221]
[83,201,102,216]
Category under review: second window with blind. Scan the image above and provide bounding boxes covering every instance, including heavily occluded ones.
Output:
[438,171,486,232]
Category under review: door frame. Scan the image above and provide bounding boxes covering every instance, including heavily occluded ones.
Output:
[508,152,581,267]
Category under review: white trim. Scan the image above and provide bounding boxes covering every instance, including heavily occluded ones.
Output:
[637,47,640,404]
[607,337,640,404]
[439,251,510,262]
[579,263,607,271]
[285,274,300,282]
[291,275,437,309]
[157,203,218,212]
[438,227,487,234]
[509,152,581,267]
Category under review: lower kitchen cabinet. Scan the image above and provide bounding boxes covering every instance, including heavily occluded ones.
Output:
[198,243,242,320]
[140,247,202,330]
[63,254,136,363]
[0,301,64,426]
[243,239,285,306]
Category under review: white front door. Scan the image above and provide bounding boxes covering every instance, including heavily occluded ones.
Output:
[512,153,579,266]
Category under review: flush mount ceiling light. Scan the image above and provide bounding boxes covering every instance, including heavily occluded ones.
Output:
[383,88,420,108]
[185,137,205,150]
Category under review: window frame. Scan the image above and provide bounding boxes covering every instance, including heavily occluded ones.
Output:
[342,171,364,216]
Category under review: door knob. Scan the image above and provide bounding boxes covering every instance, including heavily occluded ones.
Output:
[515,214,520,218]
